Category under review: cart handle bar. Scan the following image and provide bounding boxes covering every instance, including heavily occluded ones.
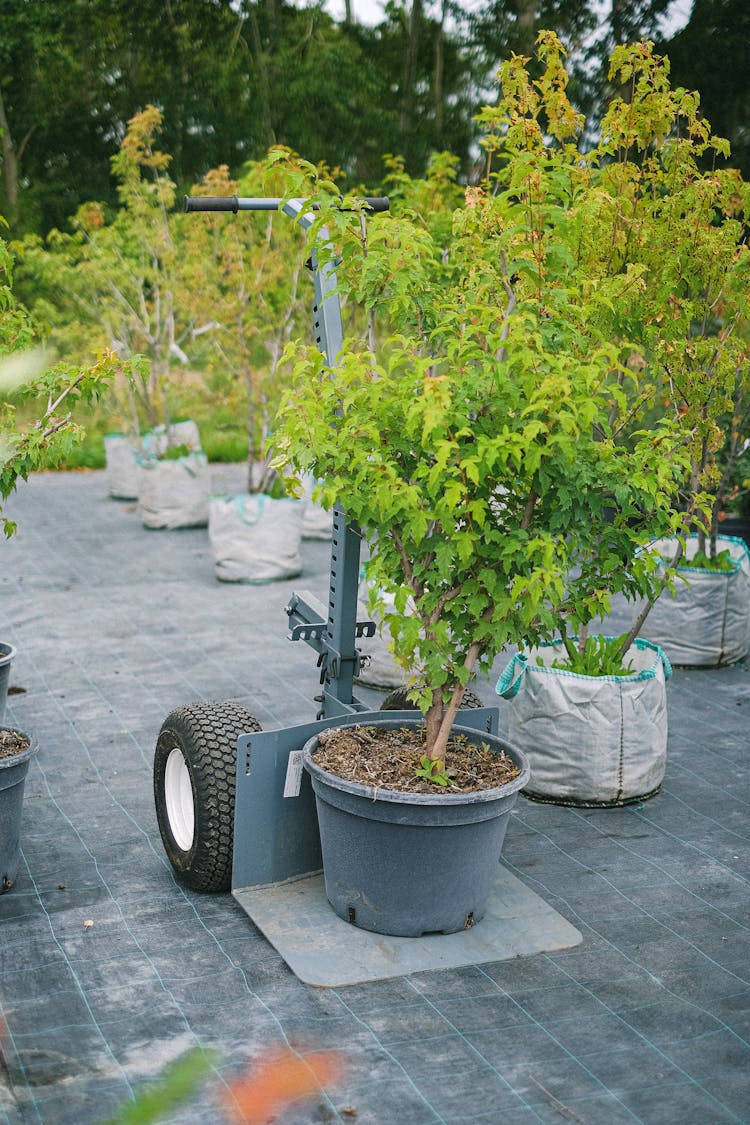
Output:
[184,195,389,214]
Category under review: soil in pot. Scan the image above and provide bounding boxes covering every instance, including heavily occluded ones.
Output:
[0,729,29,760]
[1,728,35,893]
[313,723,522,793]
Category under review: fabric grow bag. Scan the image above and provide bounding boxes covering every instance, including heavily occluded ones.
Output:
[301,475,332,540]
[355,626,407,689]
[142,419,202,457]
[354,581,410,689]
[208,494,304,583]
[103,433,140,499]
[137,451,211,529]
[639,535,750,666]
[497,638,671,807]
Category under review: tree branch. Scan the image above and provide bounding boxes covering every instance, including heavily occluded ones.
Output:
[616,537,685,660]
[494,251,517,365]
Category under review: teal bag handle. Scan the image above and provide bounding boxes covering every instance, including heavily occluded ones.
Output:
[183,452,200,478]
[655,643,672,681]
[496,653,528,699]
[661,647,673,680]
[633,637,673,681]
[235,494,265,526]
[495,640,671,692]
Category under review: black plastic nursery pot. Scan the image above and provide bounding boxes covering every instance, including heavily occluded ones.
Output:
[302,719,530,938]
[0,642,16,725]
[717,517,750,550]
[0,731,37,892]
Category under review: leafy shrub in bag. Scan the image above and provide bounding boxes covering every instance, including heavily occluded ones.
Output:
[640,535,750,666]
[497,638,671,806]
[137,450,210,529]
[208,494,304,583]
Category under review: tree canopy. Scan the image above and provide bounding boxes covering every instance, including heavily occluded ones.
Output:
[1,0,748,237]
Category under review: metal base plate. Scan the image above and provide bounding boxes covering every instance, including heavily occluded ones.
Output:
[233,866,582,987]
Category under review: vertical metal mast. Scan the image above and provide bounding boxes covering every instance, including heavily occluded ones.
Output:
[281,199,368,718]
[183,192,386,719]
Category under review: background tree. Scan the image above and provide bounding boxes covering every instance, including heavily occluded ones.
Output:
[17,106,210,434]
[0,0,256,235]
[667,0,750,177]
[3,0,750,240]
[180,155,309,490]
[0,220,124,536]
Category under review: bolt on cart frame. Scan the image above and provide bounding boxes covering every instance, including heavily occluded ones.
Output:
[152,193,499,901]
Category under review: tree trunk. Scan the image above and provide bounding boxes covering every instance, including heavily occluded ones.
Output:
[424,688,444,758]
[511,0,539,55]
[0,87,19,225]
[434,0,447,139]
[400,0,423,136]
[248,6,275,149]
[266,0,282,52]
[616,538,686,661]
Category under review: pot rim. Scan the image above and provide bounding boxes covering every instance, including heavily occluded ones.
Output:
[0,728,37,768]
[302,719,530,806]
[0,642,17,667]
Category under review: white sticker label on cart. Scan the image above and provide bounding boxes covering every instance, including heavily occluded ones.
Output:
[283,751,304,797]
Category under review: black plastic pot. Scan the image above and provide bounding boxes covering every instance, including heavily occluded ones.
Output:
[0,642,16,726]
[0,731,37,892]
[717,517,750,550]
[302,719,529,937]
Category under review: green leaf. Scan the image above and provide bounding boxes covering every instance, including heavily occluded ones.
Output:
[101,1048,218,1124]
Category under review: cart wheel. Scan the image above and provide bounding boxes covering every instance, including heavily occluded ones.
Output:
[154,701,262,893]
[380,686,484,711]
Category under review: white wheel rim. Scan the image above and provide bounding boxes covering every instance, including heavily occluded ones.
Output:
[164,747,195,852]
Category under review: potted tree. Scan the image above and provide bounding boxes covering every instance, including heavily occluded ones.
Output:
[353,153,466,691]
[184,157,313,581]
[489,35,750,791]
[1,222,121,890]
[570,40,750,669]
[270,35,712,930]
[17,106,209,520]
[715,401,750,549]
[490,36,750,789]
[640,336,750,666]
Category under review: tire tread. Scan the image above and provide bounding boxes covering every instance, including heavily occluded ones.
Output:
[154,700,261,893]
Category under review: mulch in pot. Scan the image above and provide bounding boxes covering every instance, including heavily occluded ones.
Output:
[312,724,521,794]
[0,730,30,761]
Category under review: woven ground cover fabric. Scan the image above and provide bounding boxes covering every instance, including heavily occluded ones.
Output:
[1,468,748,1125]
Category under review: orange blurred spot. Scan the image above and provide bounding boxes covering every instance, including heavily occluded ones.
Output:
[221,1047,345,1124]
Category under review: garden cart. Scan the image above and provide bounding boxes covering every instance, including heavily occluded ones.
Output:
[151,194,579,985]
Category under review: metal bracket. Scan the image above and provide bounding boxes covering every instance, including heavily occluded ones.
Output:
[286,590,375,646]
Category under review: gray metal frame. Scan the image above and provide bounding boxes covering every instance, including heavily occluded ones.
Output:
[231,707,498,891]
[279,197,374,720]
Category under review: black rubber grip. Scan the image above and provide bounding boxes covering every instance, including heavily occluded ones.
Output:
[360,197,389,212]
[184,194,389,214]
[184,195,239,213]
